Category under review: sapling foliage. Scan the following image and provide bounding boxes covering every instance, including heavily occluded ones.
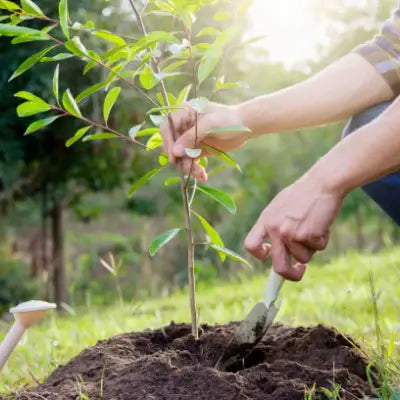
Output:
[0,0,255,339]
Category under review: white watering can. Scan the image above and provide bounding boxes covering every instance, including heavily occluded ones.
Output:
[0,300,56,371]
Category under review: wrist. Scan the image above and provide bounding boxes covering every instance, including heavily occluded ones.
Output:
[235,97,276,136]
[301,160,349,199]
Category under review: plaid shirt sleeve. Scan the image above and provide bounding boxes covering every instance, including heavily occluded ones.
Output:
[354,6,400,94]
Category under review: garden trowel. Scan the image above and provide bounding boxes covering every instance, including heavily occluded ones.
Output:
[215,270,284,371]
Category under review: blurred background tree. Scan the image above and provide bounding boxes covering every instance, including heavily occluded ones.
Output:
[0,0,398,311]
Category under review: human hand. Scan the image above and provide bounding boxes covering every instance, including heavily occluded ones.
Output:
[160,102,250,181]
[244,173,345,281]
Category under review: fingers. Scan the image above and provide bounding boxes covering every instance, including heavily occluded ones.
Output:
[296,231,329,251]
[245,214,322,282]
[244,220,271,259]
[179,158,208,182]
[173,116,211,159]
[284,240,315,264]
[160,106,194,163]
[269,234,307,281]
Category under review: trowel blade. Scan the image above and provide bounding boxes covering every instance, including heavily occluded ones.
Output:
[215,301,273,371]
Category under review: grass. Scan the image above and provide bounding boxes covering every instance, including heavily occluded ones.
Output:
[1,247,400,395]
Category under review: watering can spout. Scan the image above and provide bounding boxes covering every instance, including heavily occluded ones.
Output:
[0,300,56,372]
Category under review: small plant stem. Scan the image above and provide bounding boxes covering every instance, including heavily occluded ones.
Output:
[184,39,199,188]
[129,0,198,338]
[52,106,149,149]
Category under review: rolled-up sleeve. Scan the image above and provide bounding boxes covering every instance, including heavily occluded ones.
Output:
[355,6,400,94]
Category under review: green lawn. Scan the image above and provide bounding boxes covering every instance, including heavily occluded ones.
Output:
[1,248,400,394]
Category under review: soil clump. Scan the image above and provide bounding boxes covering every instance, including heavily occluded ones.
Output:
[15,323,374,399]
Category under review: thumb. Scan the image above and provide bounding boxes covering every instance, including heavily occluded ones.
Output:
[173,117,211,158]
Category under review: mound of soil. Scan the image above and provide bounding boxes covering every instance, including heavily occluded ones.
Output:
[17,323,374,400]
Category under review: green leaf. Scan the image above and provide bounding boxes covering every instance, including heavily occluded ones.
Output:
[199,157,208,169]
[203,144,241,173]
[76,81,106,103]
[59,0,69,40]
[177,84,192,104]
[93,30,126,46]
[103,86,121,124]
[53,64,59,102]
[146,105,184,115]
[208,245,252,268]
[146,132,163,150]
[198,49,222,84]
[41,53,74,62]
[156,92,176,107]
[11,34,50,44]
[82,132,117,142]
[197,184,236,214]
[9,46,55,81]
[62,89,81,117]
[83,60,97,75]
[139,65,157,90]
[0,1,20,10]
[163,60,186,73]
[158,153,169,166]
[149,228,181,257]
[164,177,180,186]
[65,36,88,57]
[154,0,175,14]
[206,125,251,134]
[17,101,51,117]
[128,168,162,197]
[21,0,44,16]
[197,27,220,37]
[135,128,159,137]
[192,211,225,260]
[24,115,60,135]
[214,12,231,21]
[216,81,240,90]
[14,91,44,102]
[66,126,91,147]
[133,31,179,53]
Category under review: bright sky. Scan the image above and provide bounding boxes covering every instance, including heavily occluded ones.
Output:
[246,0,328,67]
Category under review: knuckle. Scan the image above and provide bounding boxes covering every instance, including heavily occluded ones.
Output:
[279,226,291,241]
[296,230,310,243]
[268,223,279,235]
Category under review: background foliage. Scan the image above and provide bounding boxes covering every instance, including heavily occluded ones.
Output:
[0,0,398,311]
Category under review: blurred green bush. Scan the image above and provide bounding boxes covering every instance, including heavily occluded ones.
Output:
[0,255,40,315]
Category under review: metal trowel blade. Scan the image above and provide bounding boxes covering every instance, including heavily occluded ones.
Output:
[215,302,269,371]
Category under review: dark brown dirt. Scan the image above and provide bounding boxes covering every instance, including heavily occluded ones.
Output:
[16,323,375,400]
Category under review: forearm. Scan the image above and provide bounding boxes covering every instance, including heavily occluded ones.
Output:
[237,54,395,135]
[307,96,400,196]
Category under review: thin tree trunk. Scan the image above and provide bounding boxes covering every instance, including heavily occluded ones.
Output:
[51,201,68,307]
[41,189,51,299]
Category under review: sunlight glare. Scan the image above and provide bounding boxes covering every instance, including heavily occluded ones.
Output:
[246,0,327,67]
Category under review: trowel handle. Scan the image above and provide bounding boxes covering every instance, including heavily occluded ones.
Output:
[264,270,284,307]
[0,321,26,371]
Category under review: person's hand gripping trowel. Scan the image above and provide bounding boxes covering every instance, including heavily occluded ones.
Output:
[215,269,284,371]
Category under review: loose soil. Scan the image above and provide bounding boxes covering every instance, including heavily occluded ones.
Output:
[15,323,375,400]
